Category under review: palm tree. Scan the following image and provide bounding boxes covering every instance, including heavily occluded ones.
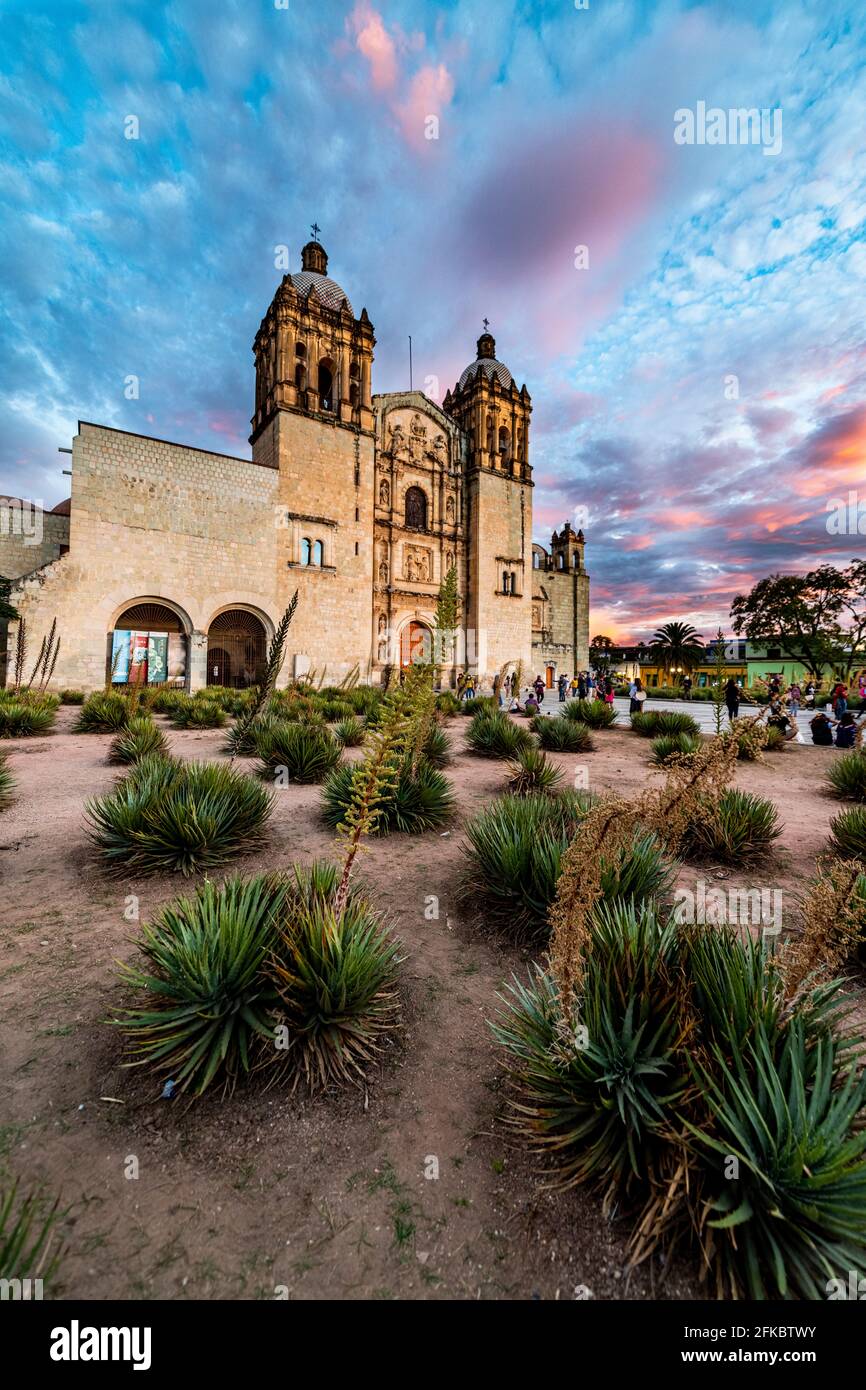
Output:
[649,622,705,681]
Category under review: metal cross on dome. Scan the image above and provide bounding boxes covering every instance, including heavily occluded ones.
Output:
[311,222,321,242]
[482,317,489,332]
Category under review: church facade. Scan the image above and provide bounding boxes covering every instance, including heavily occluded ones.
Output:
[1,239,589,692]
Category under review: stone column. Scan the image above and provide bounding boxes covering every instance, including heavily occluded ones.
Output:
[189,630,208,693]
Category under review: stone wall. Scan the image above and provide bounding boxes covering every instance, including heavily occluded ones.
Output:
[0,504,69,580]
[7,423,279,692]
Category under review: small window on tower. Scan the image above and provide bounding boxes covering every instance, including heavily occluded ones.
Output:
[312,540,324,566]
[557,553,565,570]
[301,538,312,566]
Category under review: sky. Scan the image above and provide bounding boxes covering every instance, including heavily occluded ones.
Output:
[1,0,865,642]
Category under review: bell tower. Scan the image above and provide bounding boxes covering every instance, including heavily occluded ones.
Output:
[444,329,533,678]
[250,236,377,682]
[250,238,375,442]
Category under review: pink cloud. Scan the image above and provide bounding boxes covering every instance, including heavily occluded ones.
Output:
[395,63,454,149]
[349,3,398,91]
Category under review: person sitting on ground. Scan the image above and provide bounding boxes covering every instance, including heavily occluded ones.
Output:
[835,711,859,749]
[810,712,835,746]
[524,689,538,716]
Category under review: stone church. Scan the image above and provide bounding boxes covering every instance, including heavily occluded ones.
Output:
[1,237,589,692]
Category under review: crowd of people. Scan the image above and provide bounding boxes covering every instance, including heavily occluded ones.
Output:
[452,667,865,749]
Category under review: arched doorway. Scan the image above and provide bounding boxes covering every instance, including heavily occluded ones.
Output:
[111,601,188,688]
[207,610,267,689]
[546,665,555,689]
[401,620,432,667]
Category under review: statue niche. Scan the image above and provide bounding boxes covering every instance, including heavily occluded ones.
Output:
[379,478,390,508]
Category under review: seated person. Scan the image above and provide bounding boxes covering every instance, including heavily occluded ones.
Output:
[835,712,859,749]
[810,713,835,746]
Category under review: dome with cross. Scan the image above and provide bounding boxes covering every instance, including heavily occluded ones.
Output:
[458,325,513,390]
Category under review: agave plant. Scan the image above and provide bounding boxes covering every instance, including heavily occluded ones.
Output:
[171,698,226,730]
[564,699,618,729]
[0,700,56,738]
[465,709,533,759]
[631,709,700,738]
[316,698,354,722]
[421,722,451,767]
[505,745,564,797]
[649,733,702,765]
[333,716,366,748]
[684,788,780,864]
[59,689,86,705]
[322,758,454,834]
[462,792,593,937]
[493,905,690,1205]
[149,688,188,716]
[74,691,133,733]
[0,751,14,811]
[268,861,402,1091]
[255,720,342,784]
[0,1180,65,1286]
[223,710,283,758]
[828,805,866,861]
[827,751,866,803]
[435,691,462,717]
[687,1019,866,1299]
[534,716,594,753]
[107,716,170,765]
[86,755,273,874]
[460,696,497,717]
[116,873,287,1094]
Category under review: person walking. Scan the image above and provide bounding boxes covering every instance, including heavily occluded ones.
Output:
[681,674,692,700]
[804,679,816,710]
[570,673,580,698]
[558,672,568,703]
[832,682,848,718]
[788,681,802,717]
[604,677,615,706]
[577,672,587,699]
[533,674,545,706]
[586,672,595,698]
[725,677,740,723]
[628,676,638,712]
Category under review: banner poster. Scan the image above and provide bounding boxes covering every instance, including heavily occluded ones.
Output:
[129,633,149,685]
[147,633,168,684]
[167,633,187,684]
[110,628,131,684]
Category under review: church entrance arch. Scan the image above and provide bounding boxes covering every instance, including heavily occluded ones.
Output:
[206,609,267,689]
[110,601,190,688]
[400,620,432,668]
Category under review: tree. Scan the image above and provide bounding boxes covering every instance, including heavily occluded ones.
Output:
[730,563,866,679]
[589,634,614,677]
[648,622,705,681]
[0,576,17,625]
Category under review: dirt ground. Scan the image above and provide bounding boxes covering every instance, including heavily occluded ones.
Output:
[0,706,856,1301]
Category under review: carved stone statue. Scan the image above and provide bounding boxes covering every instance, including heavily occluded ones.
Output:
[446,495,456,524]
[388,421,408,463]
[379,478,390,507]
[433,433,447,464]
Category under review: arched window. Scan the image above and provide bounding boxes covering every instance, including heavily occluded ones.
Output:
[295,363,306,391]
[557,553,565,570]
[572,551,579,569]
[301,538,312,565]
[318,359,334,412]
[295,342,306,359]
[533,552,541,569]
[404,486,427,530]
[312,539,324,566]
[498,426,511,457]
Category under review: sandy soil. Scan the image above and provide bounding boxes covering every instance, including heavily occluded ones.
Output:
[0,706,855,1301]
